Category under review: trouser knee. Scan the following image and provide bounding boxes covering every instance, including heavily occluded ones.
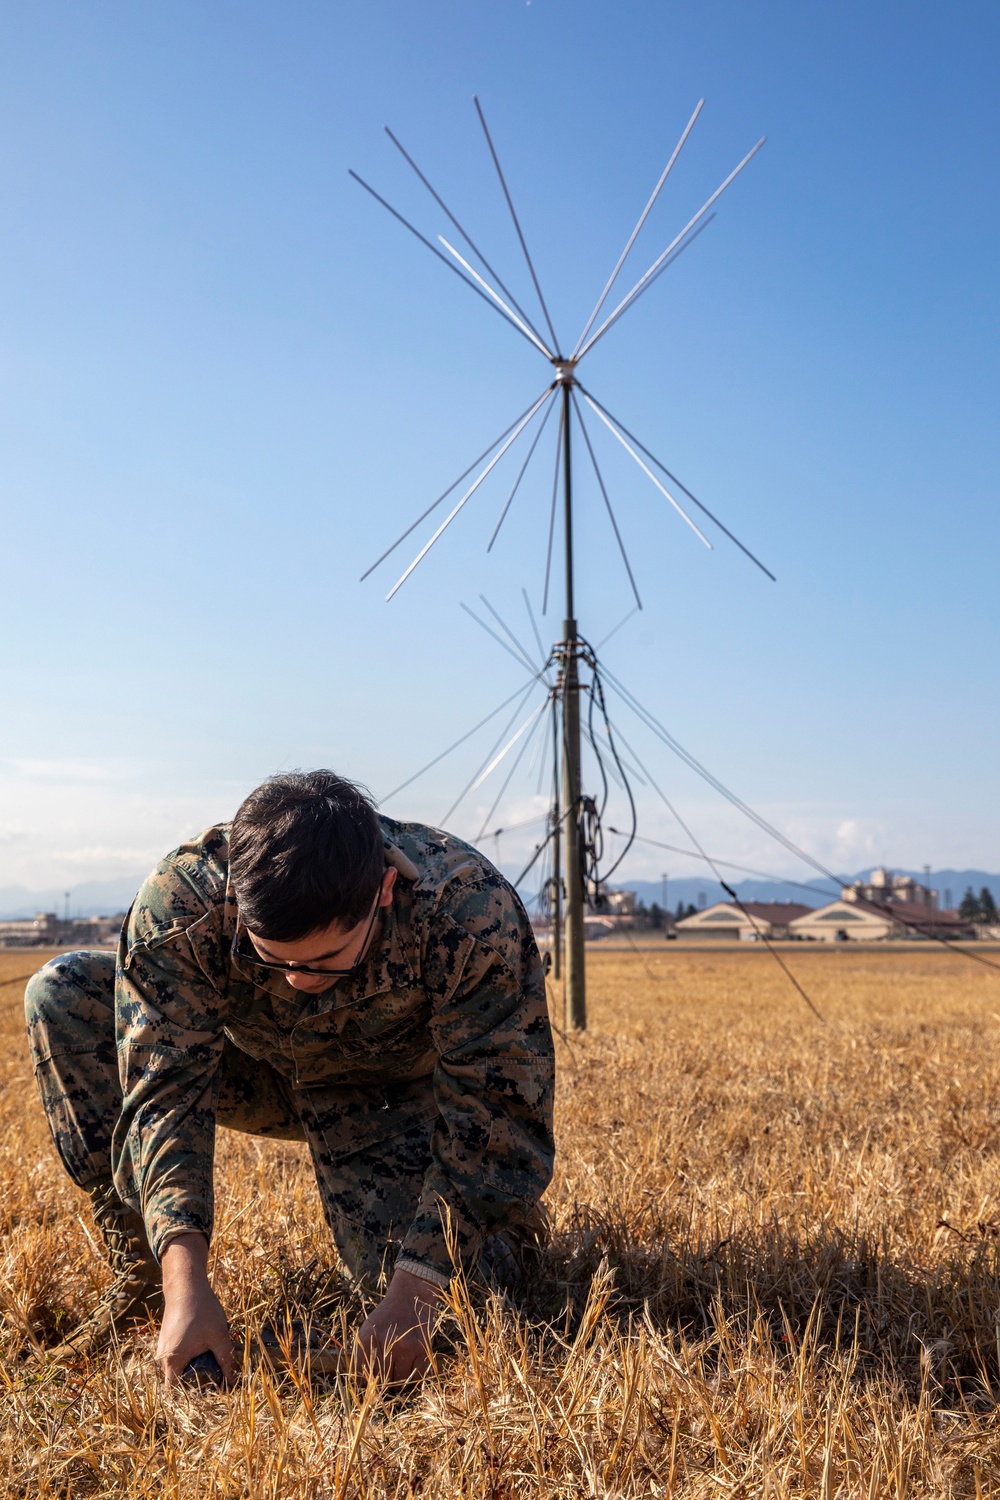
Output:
[24,950,117,1068]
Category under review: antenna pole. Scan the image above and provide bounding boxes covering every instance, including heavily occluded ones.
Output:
[550,694,562,980]
[559,373,587,1030]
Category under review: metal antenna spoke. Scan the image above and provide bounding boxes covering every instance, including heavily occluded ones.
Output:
[579,386,776,580]
[617,715,826,1022]
[601,665,836,881]
[541,400,564,614]
[620,829,841,898]
[488,392,557,552]
[439,239,553,360]
[384,126,549,346]
[601,728,647,787]
[576,136,766,359]
[361,394,548,581]
[472,699,549,792]
[514,815,567,889]
[582,394,713,549]
[571,391,642,609]
[535,700,553,795]
[606,212,716,322]
[481,813,549,839]
[571,99,704,359]
[526,706,548,779]
[595,605,640,651]
[479,594,544,672]
[474,97,561,353]
[348,169,543,356]
[441,678,543,825]
[460,602,539,676]
[379,669,548,805]
[475,704,549,841]
[522,588,549,666]
[387,385,554,600]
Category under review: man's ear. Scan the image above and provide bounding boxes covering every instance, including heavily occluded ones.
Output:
[379,866,398,907]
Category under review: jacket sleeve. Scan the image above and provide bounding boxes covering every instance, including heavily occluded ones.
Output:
[396,878,555,1285]
[111,862,229,1261]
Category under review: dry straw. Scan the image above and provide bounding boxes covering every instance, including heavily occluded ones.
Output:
[3,943,1000,1496]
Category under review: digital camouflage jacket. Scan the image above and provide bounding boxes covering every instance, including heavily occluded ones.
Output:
[112,817,555,1283]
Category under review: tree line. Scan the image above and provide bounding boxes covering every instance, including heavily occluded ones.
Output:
[958,886,999,923]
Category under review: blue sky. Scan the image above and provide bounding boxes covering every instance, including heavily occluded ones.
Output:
[1,0,997,895]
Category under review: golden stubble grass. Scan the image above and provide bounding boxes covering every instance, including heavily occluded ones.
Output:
[4,942,1000,1496]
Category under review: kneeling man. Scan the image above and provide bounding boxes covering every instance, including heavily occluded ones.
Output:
[25,770,555,1384]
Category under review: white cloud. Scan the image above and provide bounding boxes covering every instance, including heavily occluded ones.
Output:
[0,767,234,889]
[53,845,163,868]
[11,759,112,782]
[833,818,881,864]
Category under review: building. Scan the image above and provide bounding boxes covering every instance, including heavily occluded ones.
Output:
[0,912,125,948]
[675,901,813,940]
[0,913,63,946]
[843,867,937,910]
[789,899,976,943]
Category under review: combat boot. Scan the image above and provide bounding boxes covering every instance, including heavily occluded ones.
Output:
[51,1182,163,1358]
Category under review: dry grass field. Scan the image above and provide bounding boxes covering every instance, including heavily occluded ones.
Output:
[4,942,1000,1496]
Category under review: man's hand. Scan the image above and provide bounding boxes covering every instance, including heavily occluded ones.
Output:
[156,1232,237,1389]
[354,1267,443,1385]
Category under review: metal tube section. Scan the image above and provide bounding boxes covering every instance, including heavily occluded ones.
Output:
[562,637,586,1030]
[560,381,587,1030]
[550,696,562,982]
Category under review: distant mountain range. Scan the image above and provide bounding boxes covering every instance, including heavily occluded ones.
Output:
[620,869,1000,914]
[0,875,148,921]
[1,866,998,922]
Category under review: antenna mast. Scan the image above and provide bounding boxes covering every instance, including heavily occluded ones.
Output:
[353,99,770,1034]
[555,363,587,1027]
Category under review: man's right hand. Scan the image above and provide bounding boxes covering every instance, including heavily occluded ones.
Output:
[156,1232,237,1389]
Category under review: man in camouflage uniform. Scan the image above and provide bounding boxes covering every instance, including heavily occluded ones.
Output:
[25,771,555,1384]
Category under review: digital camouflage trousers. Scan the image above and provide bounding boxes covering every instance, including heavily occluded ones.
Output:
[24,951,443,1288]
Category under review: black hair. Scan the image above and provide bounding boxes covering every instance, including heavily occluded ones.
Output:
[229,770,384,940]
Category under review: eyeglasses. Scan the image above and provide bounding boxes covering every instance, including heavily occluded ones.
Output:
[232,887,384,978]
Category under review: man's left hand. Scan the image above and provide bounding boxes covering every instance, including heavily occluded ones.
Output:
[354,1266,443,1385]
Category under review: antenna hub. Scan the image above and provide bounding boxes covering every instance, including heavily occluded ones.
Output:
[553,359,577,385]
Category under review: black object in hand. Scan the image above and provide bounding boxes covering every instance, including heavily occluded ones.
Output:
[182,1350,225,1388]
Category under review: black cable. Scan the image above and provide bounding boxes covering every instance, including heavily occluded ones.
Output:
[607,699,1000,977]
[588,653,638,887]
[615,830,841,901]
[599,705,826,1023]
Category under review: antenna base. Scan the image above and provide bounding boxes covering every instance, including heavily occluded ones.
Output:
[553,359,577,385]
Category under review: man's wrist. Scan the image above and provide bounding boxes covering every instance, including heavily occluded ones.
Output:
[394,1257,450,1293]
[161,1231,210,1288]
